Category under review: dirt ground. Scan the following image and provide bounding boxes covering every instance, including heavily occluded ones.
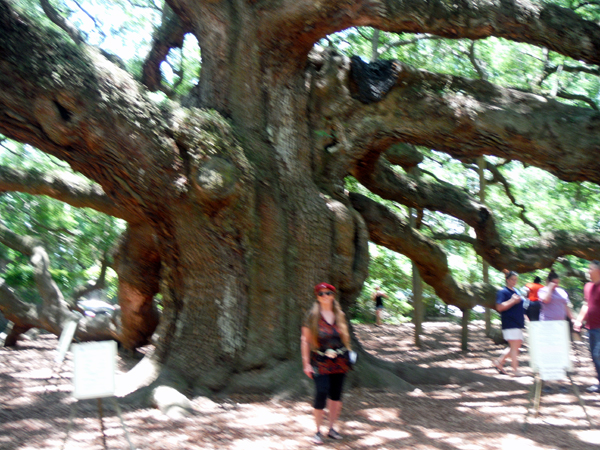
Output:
[1,321,599,450]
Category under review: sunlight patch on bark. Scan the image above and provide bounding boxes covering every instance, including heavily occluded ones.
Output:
[217,279,244,355]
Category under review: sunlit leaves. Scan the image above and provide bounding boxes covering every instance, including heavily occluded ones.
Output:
[0,141,125,303]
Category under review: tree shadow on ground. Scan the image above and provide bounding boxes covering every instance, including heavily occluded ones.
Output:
[1,322,599,449]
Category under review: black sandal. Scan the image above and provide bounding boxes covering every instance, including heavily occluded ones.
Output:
[492,360,507,375]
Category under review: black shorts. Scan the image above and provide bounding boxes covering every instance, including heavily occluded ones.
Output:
[313,373,346,410]
[526,301,541,321]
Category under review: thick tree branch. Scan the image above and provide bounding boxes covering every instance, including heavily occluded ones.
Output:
[352,161,600,272]
[351,160,510,264]
[0,0,182,218]
[310,51,600,185]
[0,222,118,345]
[39,0,85,45]
[263,0,600,65]
[0,166,132,221]
[142,4,188,93]
[348,192,496,310]
[0,221,77,335]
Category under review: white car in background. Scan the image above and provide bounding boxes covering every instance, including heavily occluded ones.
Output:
[77,299,116,318]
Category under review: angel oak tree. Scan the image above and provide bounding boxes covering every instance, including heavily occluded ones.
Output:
[2,0,600,404]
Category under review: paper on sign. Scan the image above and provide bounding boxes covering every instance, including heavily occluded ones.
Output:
[528,321,572,381]
[55,319,78,363]
[72,340,117,399]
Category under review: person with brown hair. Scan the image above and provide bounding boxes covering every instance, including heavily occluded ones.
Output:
[301,283,352,445]
[493,271,526,376]
[538,270,573,322]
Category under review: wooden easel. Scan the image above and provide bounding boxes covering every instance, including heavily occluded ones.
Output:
[61,340,136,450]
[522,372,592,431]
[523,321,593,431]
[62,396,135,450]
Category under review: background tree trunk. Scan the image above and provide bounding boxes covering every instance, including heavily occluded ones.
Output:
[478,157,493,336]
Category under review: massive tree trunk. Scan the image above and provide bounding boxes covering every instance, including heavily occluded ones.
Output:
[0,0,372,395]
[2,0,600,402]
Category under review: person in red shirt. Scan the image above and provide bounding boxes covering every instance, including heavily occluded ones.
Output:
[574,260,600,393]
[524,276,544,321]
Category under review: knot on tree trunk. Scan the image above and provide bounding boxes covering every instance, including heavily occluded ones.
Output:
[173,109,254,209]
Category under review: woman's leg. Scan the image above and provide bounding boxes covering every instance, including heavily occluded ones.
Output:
[313,409,325,433]
[376,308,381,325]
[508,339,522,373]
[495,346,511,368]
[313,375,329,434]
[328,399,342,428]
[327,373,345,432]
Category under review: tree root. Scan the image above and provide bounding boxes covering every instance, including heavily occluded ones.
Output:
[115,345,498,421]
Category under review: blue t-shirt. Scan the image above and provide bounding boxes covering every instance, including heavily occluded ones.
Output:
[496,286,525,329]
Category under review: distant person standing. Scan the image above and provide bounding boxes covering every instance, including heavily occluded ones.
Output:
[372,286,388,326]
[524,276,544,321]
[493,271,525,376]
[538,271,573,322]
[574,260,600,393]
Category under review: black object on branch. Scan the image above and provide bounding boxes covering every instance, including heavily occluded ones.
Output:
[349,56,400,104]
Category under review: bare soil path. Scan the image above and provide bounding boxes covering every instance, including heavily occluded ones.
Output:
[1,321,599,449]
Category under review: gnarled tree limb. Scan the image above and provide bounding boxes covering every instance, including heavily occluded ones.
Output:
[0,1,182,217]
[258,0,600,66]
[309,51,600,186]
[0,221,118,345]
[348,192,496,310]
[353,160,600,272]
[142,4,188,93]
[0,166,132,221]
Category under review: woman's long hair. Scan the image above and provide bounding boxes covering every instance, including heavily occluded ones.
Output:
[306,299,352,351]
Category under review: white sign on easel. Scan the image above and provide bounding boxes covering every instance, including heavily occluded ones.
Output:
[72,340,117,399]
[528,321,572,380]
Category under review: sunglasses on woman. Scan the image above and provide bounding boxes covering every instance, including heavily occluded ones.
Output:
[317,291,334,297]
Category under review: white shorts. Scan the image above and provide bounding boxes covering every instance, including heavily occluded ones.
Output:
[502,328,524,341]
